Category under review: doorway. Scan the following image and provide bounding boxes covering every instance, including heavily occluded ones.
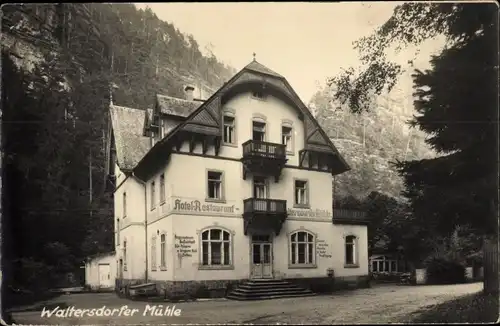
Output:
[251,235,273,279]
[98,263,112,288]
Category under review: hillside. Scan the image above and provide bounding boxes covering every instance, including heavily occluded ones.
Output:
[309,85,436,200]
[2,4,235,108]
[1,3,238,287]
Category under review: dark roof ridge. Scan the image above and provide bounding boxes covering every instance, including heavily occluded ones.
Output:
[110,104,145,111]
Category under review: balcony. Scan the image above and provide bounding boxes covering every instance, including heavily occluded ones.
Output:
[332,208,369,225]
[243,198,288,235]
[241,140,287,182]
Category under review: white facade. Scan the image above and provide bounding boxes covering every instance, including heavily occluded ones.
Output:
[109,60,369,286]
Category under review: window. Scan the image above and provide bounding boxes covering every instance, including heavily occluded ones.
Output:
[123,192,127,218]
[290,231,315,266]
[150,181,156,210]
[252,121,266,142]
[223,115,235,144]
[207,171,223,200]
[253,176,268,199]
[160,233,166,269]
[345,235,357,266]
[294,180,309,206]
[370,256,398,273]
[201,229,231,266]
[281,126,293,152]
[116,219,120,244]
[123,240,127,271]
[151,236,157,271]
[159,174,165,204]
[252,90,265,100]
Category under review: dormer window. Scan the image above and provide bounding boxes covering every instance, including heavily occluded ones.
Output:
[252,90,265,100]
[223,115,235,144]
[281,126,293,153]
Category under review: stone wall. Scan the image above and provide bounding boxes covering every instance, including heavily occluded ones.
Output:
[116,275,371,299]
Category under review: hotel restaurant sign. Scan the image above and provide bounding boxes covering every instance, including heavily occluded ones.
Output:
[287,208,331,218]
[173,199,237,214]
[173,198,330,218]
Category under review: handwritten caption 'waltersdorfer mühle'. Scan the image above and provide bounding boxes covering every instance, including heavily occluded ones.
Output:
[40,305,182,318]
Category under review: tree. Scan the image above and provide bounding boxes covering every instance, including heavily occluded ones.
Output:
[330,3,498,239]
[2,3,238,300]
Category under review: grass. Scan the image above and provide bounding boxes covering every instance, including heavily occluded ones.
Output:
[404,291,499,323]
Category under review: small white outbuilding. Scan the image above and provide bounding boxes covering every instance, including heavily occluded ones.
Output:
[85,251,116,291]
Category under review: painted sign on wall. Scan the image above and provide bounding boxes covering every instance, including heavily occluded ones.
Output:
[173,199,237,214]
[287,208,331,218]
[174,235,197,258]
[316,239,332,258]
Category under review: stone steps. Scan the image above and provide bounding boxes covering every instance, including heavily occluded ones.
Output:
[227,279,315,301]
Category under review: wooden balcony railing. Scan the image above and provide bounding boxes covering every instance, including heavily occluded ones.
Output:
[242,140,286,160]
[243,198,287,215]
[332,208,369,224]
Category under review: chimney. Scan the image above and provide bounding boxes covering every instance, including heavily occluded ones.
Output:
[184,85,195,101]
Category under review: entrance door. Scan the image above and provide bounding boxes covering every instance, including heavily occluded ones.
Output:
[251,236,273,279]
[98,264,112,288]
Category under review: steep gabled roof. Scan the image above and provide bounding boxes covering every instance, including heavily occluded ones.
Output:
[156,94,201,117]
[109,105,150,171]
[133,60,350,178]
[244,60,284,78]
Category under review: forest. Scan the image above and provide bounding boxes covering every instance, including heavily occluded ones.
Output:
[2,3,235,304]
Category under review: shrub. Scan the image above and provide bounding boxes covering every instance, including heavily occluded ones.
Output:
[424,256,466,285]
[371,271,403,282]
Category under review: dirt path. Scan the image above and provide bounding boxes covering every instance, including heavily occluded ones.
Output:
[11,282,483,324]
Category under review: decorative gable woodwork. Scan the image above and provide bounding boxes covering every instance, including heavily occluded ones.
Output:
[304,115,316,138]
[191,109,218,126]
[308,129,329,145]
[181,95,221,136]
[133,60,350,180]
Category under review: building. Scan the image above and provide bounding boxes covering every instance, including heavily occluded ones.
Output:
[107,59,370,296]
[84,252,116,291]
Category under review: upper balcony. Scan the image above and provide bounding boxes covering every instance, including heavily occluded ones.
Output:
[332,208,369,225]
[241,140,287,182]
[243,198,288,235]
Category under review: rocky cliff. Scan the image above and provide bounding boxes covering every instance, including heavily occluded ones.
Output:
[310,85,436,200]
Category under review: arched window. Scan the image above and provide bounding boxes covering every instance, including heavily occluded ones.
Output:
[201,228,232,266]
[160,233,166,269]
[290,231,315,266]
[345,235,358,266]
[223,109,236,145]
[281,120,294,154]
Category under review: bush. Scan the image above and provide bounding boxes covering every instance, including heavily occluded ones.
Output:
[371,271,403,282]
[424,256,466,285]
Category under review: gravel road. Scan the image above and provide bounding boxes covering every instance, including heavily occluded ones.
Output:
[11,282,483,324]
